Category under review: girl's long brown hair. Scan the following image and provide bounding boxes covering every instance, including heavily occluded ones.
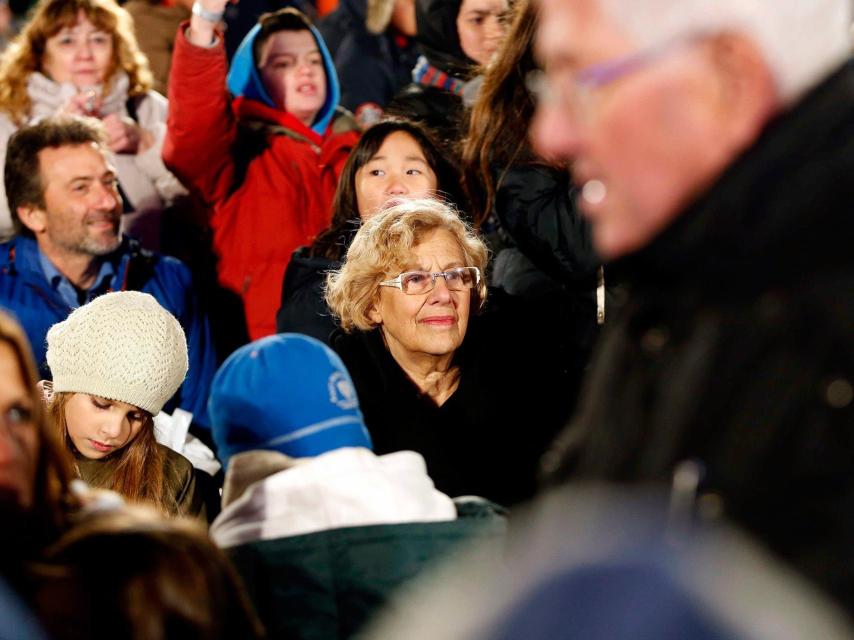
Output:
[0,0,153,124]
[0,312,76,540]
[49,393,175,514]
[461,0,541,226]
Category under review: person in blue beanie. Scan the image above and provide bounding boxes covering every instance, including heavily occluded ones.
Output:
[207,333,506,639]
[163,3,359,340]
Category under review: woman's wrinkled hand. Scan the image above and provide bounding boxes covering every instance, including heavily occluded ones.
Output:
[102,113,143,154]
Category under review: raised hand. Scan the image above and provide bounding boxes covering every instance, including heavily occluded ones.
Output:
[187,0,235,47]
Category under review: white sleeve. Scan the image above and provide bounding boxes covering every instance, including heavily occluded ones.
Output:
[132,91,189,203]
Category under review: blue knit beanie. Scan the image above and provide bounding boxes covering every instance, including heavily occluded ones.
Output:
[209,334,372,468]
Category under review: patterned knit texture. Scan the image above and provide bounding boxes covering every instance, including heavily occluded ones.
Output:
[46,291,188,415]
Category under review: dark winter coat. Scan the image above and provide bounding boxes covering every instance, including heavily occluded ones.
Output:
[493,164,598,290]
[227,498,504,639]
[277,220,361,342]
[276,248,340,344]
[76,444,206,518]
[319,0,420,112]
[543,61,854,614]
[0,235,216,428]
[489,163,602,360]
[332,290,583,506]
[213,448,506,640]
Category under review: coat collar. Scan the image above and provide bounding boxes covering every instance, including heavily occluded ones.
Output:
[7,234,136,291]
[232,96,328,147]
[221,449,302,507]
[26,71,131,122]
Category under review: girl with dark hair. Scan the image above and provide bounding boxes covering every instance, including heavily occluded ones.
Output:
[276,118,463,342]
[44,291,204,517]
[461,0,601,364]
[385,0,508,155]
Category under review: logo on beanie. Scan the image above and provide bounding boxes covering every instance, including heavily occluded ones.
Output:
[328,372,358,410]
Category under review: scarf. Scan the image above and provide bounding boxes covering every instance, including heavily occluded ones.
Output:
[411,55,466,96]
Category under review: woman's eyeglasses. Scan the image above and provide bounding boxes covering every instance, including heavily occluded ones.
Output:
[379,267,481,295]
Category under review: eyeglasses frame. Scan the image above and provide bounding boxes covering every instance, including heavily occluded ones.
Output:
[378,266,482,295]
[527,34,698,117]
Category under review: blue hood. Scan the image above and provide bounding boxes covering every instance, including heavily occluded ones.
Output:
[227,21,341,135]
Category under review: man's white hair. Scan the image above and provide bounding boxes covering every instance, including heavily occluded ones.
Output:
[598,0,852,104]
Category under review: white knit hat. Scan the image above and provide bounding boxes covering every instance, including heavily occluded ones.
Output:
[46,291,189,415]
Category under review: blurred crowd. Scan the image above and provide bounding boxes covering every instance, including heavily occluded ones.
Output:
[0,0,852,638]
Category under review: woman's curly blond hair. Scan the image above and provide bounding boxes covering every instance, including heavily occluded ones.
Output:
[326,198,489,332]
[0,0,153,124]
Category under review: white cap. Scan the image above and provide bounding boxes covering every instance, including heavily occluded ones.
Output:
[46,291,188,415]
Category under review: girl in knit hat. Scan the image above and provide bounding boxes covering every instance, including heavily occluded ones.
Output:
[44,291,204,517]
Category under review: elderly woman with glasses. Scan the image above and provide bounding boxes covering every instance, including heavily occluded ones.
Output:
[326,198,578,507]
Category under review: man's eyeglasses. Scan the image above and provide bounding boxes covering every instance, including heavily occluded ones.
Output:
[527,35,694,118]
[379,267,481,295]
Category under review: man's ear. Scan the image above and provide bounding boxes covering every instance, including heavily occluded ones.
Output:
[707,32,778,148]
[16,205,47,235]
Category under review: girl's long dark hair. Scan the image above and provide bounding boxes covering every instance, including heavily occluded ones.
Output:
[461,0,542,226]
[311,118,465,261]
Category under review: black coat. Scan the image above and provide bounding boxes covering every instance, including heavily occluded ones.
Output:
[332,290,583,507]
[493,164,599,289]
[544,61,854,612]
[276,247,340,344]
[319,0,420,111]
[490,163,602,361]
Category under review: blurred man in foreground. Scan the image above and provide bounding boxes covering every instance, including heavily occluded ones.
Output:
[532,0,854,614]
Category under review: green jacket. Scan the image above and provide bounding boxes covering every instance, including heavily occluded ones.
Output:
[216,449,506,640]
[228,498,505,640]
[76,443,206,518]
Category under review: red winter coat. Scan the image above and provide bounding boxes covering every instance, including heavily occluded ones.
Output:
[163,27,358,339]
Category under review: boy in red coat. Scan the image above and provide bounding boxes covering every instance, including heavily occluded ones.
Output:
[164,3,359,340]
